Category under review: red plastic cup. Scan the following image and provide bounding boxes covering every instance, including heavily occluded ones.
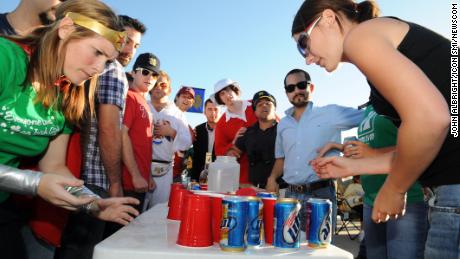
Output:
[167,188,189,220]
[177,193,213,247]
[208,193,225,243]
[190,190,221,241]
[168,183,185,207]
[235,187,257,197]
[261,197,276,244]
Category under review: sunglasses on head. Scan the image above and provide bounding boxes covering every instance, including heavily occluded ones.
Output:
[297,16,321,58]
[136,68,158,77]
[285,81,311,93]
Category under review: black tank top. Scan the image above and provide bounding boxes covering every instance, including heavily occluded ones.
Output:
[368,18,459,187]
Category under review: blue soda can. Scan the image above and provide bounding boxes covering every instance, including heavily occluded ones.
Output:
[273,198,301,250]
[246,197,264,246]
[189,182,201,190]
[256,192,278,199]
[306,198,332,248]
[220,197,248,252]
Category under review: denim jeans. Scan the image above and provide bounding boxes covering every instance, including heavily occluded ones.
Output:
[425,184,460,259]
[363,201,428,259]
[21,225,55,259]
[285,182,337,239]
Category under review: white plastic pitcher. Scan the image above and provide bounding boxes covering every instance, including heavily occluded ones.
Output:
[207,156,240,193]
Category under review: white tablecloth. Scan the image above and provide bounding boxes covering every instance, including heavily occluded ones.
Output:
[93,203,353,259]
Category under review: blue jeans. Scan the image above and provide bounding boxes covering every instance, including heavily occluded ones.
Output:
[285,182,337,238]
[363,201,428,259]
[425,184,460,259]
[21,226,55,259]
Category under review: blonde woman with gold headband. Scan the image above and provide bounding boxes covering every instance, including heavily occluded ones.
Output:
[0,1,140,257]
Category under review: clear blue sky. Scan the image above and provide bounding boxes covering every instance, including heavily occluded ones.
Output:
[0,1,451,128]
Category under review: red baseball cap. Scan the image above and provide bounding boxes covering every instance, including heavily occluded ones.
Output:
[177,86,195,98]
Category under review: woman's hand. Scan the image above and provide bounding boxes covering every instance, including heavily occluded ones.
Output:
[93,197,140,225]
[372,179,407,223]
[343,140,376,158]
[37,173,96,211]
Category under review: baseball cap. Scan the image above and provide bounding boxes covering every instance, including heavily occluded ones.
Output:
[252,90,276,111]
[176,86,195,98]
[133,53,160,74]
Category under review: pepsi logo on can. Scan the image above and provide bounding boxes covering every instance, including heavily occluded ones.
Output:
[273,198,301,250]
[246,197,264,246]
[220,196,248,252]
[306,198,332,248]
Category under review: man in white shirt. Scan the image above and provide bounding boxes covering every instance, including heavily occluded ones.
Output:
[144,71,192,210]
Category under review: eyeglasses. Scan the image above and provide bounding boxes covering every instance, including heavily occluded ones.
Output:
[285,81,311,93]
[296,16,321,58]
[136,68,158,78]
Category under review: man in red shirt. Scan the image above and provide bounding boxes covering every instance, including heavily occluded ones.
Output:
[121,53,160,212]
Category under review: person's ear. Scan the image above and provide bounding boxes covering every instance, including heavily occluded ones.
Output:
[57,16,75,40]
[309,83,315,93]
[322,9,337,27]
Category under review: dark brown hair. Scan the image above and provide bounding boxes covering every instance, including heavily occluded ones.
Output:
[214,85,240,105]
[118,15,147,34]
[204,98,214,108]
[292,0,380,35]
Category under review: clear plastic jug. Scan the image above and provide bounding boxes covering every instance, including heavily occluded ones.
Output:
[207,156,240,193]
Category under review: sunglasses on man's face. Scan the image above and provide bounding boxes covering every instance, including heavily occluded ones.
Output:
[284,81,311,93]
[136,68,158,78]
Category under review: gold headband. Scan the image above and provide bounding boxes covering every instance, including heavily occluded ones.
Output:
[65,12,126,51]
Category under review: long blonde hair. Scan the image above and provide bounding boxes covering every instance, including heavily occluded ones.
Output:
[11,0,122,125]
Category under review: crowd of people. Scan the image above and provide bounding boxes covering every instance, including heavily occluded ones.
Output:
[0,0,457,259]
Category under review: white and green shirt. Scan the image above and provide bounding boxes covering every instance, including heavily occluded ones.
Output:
[0,37,72,203]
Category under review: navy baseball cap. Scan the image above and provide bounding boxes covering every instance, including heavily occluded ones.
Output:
[252,90,276,110]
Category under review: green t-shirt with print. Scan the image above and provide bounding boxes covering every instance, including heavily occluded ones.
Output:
[358,105,424,206]
[0,37,72,203]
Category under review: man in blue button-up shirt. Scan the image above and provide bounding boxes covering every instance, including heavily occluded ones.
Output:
[266,68,363,235]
